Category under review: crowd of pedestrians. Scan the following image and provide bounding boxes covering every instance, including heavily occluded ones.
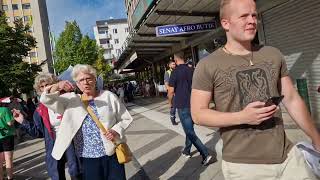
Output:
[107,82,135,103]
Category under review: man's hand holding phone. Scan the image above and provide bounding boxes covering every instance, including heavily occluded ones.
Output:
[264,95,284,107]
[239,102,277,126]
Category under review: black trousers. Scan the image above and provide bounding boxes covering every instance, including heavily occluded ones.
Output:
[81,154,126,180]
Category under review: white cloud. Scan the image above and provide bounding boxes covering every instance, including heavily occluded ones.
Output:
[46,0,127,38]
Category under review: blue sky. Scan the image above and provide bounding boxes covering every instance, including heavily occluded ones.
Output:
[46,0,127,38]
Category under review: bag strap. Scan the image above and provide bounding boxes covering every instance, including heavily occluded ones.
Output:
[81,95,108,134]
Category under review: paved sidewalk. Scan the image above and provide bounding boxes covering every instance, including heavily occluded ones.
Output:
[125,97,223,180]
[125,96,311,180]
[11,96,311,180]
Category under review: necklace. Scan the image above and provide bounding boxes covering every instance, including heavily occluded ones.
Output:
[223,46,254,66]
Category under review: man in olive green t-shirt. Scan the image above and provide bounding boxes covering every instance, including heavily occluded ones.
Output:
[191,0,320,179]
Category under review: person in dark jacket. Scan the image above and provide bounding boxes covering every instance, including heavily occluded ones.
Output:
[12,73,81,180]
[25,98,36,122]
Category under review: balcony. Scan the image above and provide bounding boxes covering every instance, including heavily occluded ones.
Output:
[100,44,113,50]
[103,53,113,60]
[99,33,111,39]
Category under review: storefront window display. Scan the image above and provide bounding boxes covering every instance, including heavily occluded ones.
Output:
[196,36,226,62]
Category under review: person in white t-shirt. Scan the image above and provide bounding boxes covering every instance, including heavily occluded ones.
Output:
[117,84,125,104]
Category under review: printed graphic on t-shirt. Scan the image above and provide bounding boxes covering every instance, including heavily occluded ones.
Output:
[236,68,271,107]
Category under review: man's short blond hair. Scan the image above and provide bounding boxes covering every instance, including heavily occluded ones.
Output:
[219,0,234,20]
[220,0,256,19]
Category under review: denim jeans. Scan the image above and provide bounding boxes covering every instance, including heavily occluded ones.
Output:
[177,108,209,159]
[170,96,177,123]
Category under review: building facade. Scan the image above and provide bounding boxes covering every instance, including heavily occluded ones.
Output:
[125,0,139,32]
[93,18,129,67]
[1,0,53,73]
[116,0,320,122]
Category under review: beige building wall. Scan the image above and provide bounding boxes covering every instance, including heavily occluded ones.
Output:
[1,0,53,73]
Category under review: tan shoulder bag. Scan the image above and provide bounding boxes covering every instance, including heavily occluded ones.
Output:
[81,95,132,164]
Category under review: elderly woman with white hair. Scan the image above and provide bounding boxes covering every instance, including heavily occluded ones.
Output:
[12,73,82,180]
[39,64,133,180]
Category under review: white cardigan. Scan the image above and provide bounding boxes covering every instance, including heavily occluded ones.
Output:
[40,90,133,160]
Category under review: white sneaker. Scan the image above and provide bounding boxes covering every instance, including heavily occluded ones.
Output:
[202,155,213,166]
[181,152,192,158]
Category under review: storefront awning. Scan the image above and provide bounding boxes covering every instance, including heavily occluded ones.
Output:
[115,0,221,70]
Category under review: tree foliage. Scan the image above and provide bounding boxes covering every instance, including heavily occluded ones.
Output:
[94,49,112,82]
[0,11,41,97]
[54,21,99,73]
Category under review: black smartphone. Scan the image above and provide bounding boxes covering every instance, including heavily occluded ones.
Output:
[264,95,284,107]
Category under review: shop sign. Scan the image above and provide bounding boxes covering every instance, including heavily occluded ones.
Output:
[156,22,216,37]
[132,0,156,29]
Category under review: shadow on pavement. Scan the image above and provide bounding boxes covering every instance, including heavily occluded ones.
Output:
[133,146,182,180]
[168,132,220,180]
[168,155,205,180]
[204,130,220,157]
[13,175,47,180]
[13,139,49,179]
[13,151,48,179]
[128,156,150,180]
[13,150,45,167]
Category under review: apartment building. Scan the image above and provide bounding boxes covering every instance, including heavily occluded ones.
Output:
[93,18,129,67]
[1,0,53,73]
[125,0,139,31]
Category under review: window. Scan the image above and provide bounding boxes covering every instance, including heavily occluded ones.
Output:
[2,5,8,11]
[99,39,108,44]
[22,3,31,9]
[125,28,129,33]
[98,30,106,34]
[14,16,21,21]
[114,39,119,44]
[12,4,19,10]
[113,29,118,34]
[24,16,31,22]
[5,17,10,23]
[116,49,121,55]
[29,52,37,58]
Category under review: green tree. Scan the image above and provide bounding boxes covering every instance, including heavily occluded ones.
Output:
[54,21,99,73]
[0,11,41,97]
[94,49,112,83]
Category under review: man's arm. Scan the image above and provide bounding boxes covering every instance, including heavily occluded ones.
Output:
[167,86,174,107]
[281,76,320,150]
[164,72,170,91]
[190,89,277,127]
[164,82,169,92]
[167,71,175,107]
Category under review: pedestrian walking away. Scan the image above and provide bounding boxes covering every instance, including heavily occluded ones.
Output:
[40,64,133,180]
[164,60,178,125]
[12,73,82,180]
[191,0,320,179]
[168,51,214,166]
